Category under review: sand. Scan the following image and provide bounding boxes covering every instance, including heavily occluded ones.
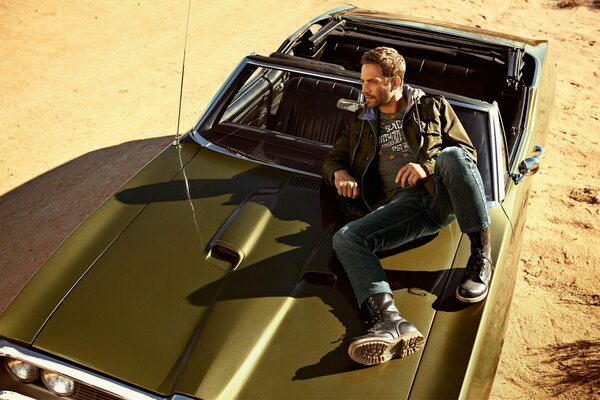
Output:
[1,1,598,398]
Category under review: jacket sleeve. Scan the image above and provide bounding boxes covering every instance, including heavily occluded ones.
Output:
[417,96,477,177]
[439,97,478,162]
[321,121,353,187]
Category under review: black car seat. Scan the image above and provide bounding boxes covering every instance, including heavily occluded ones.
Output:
[271,76,361,145]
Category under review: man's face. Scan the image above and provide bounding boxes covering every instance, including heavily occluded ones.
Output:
[360,63,394,108]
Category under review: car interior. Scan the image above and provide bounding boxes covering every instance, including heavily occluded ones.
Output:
[201,59,494,201]
[287,17,535,156]
[197,14,538,203]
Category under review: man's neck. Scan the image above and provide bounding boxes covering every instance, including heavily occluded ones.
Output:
[379,92,407,114]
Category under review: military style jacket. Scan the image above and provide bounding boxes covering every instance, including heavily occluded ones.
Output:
[322,89,477,214]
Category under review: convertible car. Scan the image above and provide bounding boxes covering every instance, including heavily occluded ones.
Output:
[0,6,554,400]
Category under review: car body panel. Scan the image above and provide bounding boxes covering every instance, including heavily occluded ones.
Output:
[0,6,554,400]
[17,141,470,398]
[0,145,198,344]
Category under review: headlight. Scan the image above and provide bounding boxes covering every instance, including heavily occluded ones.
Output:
[5,358,40,382]
[41,370,76,397]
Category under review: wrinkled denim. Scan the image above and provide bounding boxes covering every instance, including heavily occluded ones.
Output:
[332,147,489,306]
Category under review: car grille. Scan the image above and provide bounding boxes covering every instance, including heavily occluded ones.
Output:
[287,175,321,191]
[0,373,123,400]
[71,383,122,400]
[1,341,157,400]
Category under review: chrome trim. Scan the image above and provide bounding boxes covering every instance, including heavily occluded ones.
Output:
[523,41,549,88]
[0,339,162,400]
[279,5,355,48]
[193,135,323,179]
[190,55,363,143]
[489,101,505,204]
[190,57,250,137]
[245,58,361,85]
[0,391,37,400]
[443,99,501,207]
[495,104,507,203]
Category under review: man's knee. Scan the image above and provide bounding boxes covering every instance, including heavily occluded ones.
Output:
[332,224,360,252]
[436,147,475,175]
[437,147,466,164]
[332,226,348,252]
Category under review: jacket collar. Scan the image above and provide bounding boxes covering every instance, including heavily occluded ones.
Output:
[358,106,378,121]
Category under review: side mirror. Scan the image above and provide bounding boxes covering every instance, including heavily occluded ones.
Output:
[511,145,544,185]
[337,98,365,112]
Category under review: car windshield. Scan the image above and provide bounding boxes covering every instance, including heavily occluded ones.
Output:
[197,60,493,200]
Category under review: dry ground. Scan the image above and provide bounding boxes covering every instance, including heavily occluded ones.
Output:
[1,1,599,399]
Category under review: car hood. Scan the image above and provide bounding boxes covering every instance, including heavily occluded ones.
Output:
[4,143,465,399]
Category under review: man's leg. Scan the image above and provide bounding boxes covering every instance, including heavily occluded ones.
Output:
[332,189,439,365]
[333,189,438,305]
[428,147,492,303]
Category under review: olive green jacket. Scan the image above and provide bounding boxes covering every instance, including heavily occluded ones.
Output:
[322,90,477,213]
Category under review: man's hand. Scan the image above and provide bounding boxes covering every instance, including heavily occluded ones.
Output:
[395,163,427,188]
[333,169,360,199]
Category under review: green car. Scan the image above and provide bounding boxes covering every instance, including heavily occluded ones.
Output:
[0,6,554,400]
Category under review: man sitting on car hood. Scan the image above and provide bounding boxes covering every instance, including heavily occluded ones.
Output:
[322,46,493,366]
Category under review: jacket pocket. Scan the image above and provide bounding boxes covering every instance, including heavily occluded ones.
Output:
[419,120,441,135]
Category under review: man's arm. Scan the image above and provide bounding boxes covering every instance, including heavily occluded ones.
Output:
[322,122,353,187]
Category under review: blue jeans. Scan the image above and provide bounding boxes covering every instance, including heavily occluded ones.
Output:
[332,147,490,306]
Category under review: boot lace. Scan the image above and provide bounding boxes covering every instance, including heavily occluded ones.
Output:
[465,248,492,282]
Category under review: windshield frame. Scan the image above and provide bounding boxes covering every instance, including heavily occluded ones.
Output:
[190,55,504,205]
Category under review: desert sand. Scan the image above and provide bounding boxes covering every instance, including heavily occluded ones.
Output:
[1,0,598,399]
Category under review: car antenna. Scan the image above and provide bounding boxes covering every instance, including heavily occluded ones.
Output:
[174,0,192,148]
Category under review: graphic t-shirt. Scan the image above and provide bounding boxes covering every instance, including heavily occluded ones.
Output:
[377,110,417,198]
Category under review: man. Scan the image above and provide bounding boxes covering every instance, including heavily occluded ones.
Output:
[322,47,492,366]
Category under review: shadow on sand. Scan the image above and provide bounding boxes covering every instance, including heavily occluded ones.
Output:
[555,0,600,9]
[0,136,171,313]
[537,339,600,397]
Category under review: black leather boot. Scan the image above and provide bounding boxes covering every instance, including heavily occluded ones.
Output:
[348,293,425,366]
[456,228,493,303]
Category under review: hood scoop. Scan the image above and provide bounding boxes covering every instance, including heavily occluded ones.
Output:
[205,188,279,271]
[205,175,323,271]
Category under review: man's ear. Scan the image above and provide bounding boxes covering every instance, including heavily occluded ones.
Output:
[392,76,402,91]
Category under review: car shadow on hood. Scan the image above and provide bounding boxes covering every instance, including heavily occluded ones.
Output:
[116,157,474,383]
[184,220,472,383]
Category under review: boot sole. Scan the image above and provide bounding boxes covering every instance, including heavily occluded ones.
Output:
[455,287,488,303]
[348,331,425,366]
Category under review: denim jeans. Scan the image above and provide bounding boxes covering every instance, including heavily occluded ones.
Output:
[332,147,490,306]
